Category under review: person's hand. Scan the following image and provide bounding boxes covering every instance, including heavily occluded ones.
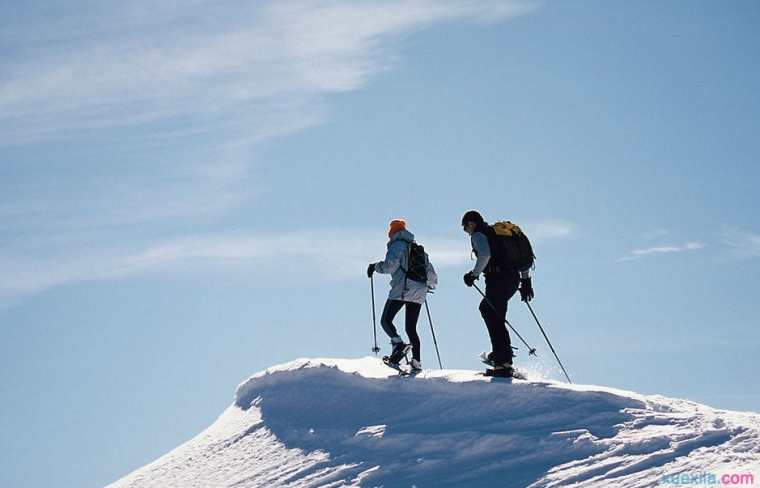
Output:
[463,272,477,287]
[519,277,534,302]
[367,263,376,278]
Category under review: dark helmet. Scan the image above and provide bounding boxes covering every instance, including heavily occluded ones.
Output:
[461,210,484,226]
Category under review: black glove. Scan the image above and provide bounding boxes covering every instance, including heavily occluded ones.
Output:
[463,272,477,287]
[367,263,376,278]
[519,277,534,302]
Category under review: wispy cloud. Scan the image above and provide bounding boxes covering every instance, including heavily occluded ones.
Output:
[522,220,577,241]
[0,218,572,304]
[0,0,535,241]
[619,241,706,262]
[0,231,363,302]
[0,230,430,302]
[722,228,760,259]
[0,1,540,307]
[0,0,534,144]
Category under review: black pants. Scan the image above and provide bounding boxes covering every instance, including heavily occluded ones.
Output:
[479,273,519,365]
[380,299,422,361]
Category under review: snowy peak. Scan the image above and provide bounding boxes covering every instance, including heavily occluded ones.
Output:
[110,358,760,487]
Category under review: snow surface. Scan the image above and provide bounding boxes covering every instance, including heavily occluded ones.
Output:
[108,357,760,487]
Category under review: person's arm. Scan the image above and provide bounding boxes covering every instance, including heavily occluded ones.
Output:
[470,232,490,277]
[375,241,403,275]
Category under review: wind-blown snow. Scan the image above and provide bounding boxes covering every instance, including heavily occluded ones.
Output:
[108,357,760,487]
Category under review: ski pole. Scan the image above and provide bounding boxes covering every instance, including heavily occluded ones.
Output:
[472,283,537,356]
[370,275,380,354]
[525,301,572,383]
[424,299,443,370]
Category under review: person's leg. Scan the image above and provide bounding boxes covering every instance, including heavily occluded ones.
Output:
[501,274,520,363]
[404,302,423,361]
[381,299,410,363]
[479,277,510,364]
[380,299,405,340]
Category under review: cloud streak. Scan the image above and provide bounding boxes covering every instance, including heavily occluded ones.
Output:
[522,220,577,241]
[0,231,455,302]
[0,219,573,304]
[722,228,760,259]
[0,0,534,144]
[619,241,706,262]
[0,1,540,308]
[0,0,536,247]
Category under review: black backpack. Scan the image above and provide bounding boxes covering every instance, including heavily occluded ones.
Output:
[401,241,428,283]
[486,221,535,274]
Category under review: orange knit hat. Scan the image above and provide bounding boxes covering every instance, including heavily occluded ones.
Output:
[388,218,406,237]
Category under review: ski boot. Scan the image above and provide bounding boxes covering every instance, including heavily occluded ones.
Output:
[484,362,527,380]
[479,351,515,367]
[383,338,411,366]
[484,363,515,378]
[408,359,423,374]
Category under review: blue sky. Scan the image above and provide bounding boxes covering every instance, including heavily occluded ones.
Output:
[1,1,759,487]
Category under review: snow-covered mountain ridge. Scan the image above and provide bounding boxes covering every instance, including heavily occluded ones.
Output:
[108,357,760,487]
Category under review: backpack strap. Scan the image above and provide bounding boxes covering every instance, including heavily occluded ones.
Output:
[397,239,412,274]
[396,239,412,294]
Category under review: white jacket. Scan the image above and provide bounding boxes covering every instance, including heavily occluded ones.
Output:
[374,229,437,304]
